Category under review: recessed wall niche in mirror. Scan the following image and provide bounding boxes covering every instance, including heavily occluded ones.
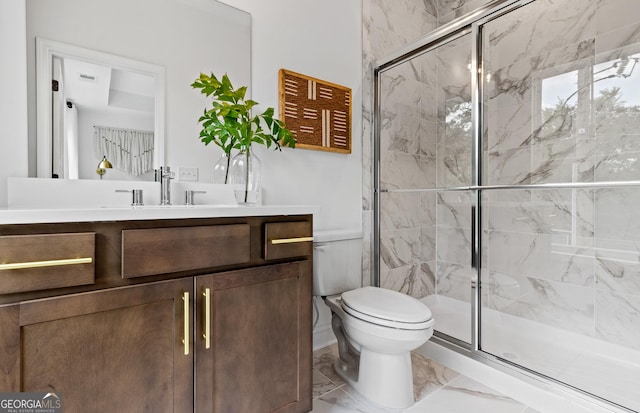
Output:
[26,0,251,182]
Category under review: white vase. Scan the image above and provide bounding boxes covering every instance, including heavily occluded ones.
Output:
[229,148,261,204]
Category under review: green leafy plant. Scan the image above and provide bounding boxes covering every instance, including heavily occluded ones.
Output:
[191,72,296,190]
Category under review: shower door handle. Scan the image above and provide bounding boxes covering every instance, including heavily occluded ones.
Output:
[471,206,476,269]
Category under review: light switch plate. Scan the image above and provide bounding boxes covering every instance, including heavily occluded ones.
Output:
[177,167,198,181]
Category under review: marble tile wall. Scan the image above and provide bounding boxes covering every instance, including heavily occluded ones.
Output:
[368,2,476,302]
[482,0,597,186]
[367,0,640,356]
[363,0,493,290]
[362,0,439,287]
[480,0,640,353]
[437,0,496,26]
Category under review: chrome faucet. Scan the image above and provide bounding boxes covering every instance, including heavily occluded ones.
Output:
[116,189,144,206]
[159,166,174,205]
[185,190,206,206]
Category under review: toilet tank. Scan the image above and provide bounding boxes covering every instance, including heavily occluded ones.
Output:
[313,230,363,296]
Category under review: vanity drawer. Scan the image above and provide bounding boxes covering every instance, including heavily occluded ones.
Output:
[264,221,313,260]
[121,224,250,278]
[0,232,96,294]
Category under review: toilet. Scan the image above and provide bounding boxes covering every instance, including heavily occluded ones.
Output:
[314,230,434,409]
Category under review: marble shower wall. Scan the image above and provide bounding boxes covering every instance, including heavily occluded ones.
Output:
[363,0,490,291]
[367,0,640,353]
[362,0,438,287]
[377,43,438,298]
[377,32,473,300]
[481,0,640,351]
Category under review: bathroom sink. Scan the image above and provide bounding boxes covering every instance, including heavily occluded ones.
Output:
[100,204,241,209]
[7,178,240,210]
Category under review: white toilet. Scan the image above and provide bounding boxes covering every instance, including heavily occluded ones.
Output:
[314,230,434,409]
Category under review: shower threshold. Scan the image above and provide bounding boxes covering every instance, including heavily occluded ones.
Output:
[421,295,640,413]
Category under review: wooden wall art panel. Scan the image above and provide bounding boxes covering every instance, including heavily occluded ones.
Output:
[278,69,351,154]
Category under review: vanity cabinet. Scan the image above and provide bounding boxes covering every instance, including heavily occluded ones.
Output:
[194,262,311,413]
[0,214,313,413]
[0,278,194,411]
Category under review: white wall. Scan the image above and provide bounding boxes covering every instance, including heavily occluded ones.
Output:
[219,0,363,231]
[219,0,363,349]
[1,0,363,231]
[0,0,29,207]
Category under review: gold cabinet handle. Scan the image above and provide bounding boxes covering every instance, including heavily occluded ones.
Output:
[202,288,211,349]
[0,257,93,271]
[270,236,314,245]
[182,291,190,355]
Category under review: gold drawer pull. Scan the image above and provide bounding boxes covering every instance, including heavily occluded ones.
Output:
[202,288,211,349]
[182,291,190,356]
[270,236,313,245]
[0,257,93,271]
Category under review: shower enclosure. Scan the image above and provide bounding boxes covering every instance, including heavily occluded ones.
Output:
[374,0,640,411]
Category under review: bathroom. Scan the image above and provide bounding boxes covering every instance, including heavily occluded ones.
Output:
[0,0,638,413]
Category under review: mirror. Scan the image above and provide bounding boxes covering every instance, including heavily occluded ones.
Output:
[26,0,251,182]
[36,38,164,180]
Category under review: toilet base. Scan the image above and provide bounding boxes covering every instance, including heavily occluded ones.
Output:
[334,348,415,409]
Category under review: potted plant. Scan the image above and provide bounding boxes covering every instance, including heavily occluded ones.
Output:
[191,72,296,203]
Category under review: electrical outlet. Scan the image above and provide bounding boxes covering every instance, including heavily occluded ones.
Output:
[177,167,198,181]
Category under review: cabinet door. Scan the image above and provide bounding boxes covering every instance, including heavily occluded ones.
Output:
[195,262,312,413]
[0,278,193,413]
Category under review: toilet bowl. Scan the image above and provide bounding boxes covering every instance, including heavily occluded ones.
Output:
[324,286,434,409]
[313,230,435,408]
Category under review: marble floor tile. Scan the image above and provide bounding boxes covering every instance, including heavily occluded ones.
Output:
[339,384,409,413]
[405,376,527,413]
[316,387,370,413]
[310,305,640,412]
[313,344,346,386]
[410,351,459,400]
[312,398,362,413]
[314,369,339,400]
[311,344,531,413]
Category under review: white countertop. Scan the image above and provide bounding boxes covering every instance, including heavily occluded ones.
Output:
[0,204,317,225]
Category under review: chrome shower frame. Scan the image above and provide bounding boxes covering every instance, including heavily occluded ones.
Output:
[372,0,636,411]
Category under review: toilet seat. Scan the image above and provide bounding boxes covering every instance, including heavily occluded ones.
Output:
[341,287,433,330]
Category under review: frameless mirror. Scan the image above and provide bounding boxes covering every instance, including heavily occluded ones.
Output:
[26,0,251,182]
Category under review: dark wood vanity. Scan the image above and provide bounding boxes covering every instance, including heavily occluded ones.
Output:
[0,213,313,413]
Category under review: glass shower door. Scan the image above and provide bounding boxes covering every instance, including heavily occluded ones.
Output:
[479,0,640,409]
[377,32,474,344]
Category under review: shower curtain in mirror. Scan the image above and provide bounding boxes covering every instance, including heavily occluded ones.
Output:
[94,126,154,176]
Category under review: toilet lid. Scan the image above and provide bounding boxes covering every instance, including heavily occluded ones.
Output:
[341,287,433,330]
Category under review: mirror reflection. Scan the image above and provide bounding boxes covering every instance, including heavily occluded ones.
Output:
[26,0,251,182]
[37,39,163,180]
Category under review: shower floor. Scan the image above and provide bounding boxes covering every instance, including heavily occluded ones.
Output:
[421,295,640,412]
